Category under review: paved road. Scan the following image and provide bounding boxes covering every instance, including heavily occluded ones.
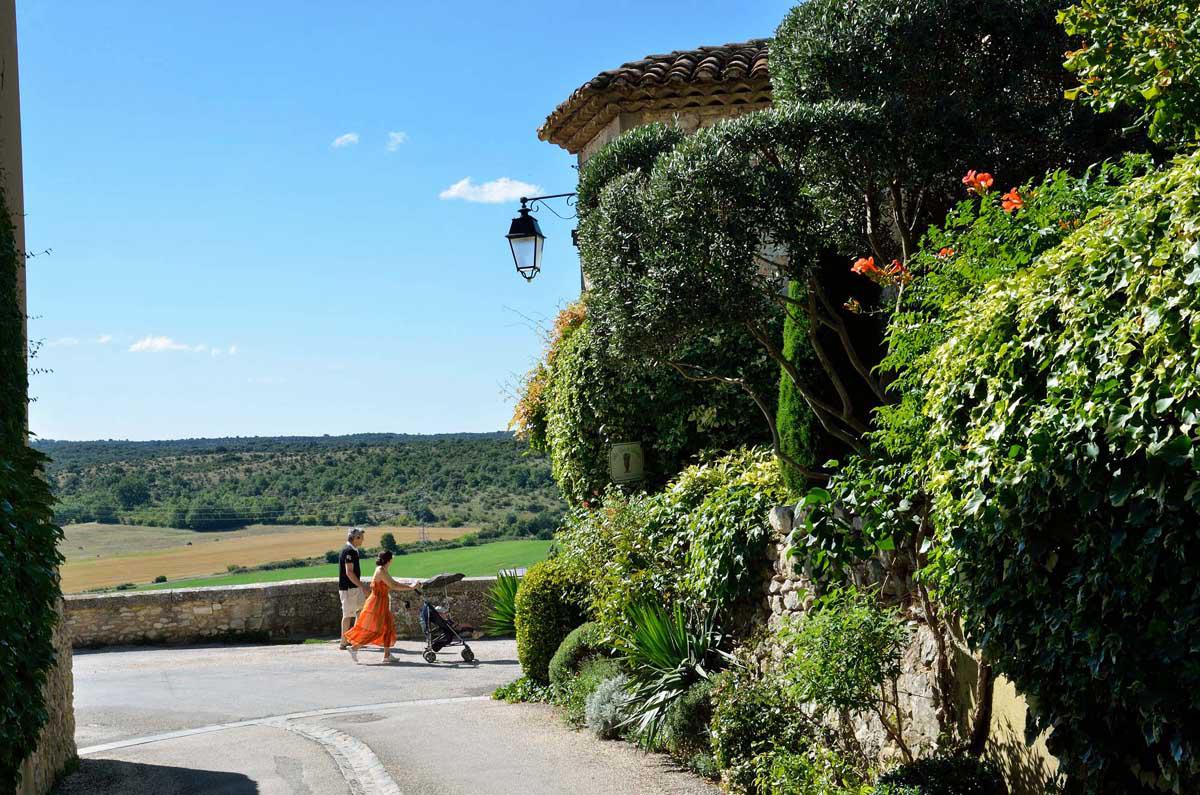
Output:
[59,639,719,794]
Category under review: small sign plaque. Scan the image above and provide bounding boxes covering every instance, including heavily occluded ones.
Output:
[608,442,644,484]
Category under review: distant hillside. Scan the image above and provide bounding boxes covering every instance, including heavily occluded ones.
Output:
[35,432,565,534]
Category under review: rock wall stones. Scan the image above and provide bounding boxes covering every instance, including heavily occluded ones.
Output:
[17,600,77,795]
[763,505,941,762]
[762,504,1059,794]
[64,577,496,650]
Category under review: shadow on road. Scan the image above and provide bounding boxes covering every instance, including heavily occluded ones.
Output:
[55,758,258,794]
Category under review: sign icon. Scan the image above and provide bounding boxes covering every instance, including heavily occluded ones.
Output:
[608,442,644,484]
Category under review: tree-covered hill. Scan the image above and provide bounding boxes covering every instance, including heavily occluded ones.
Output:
[34,432,565,534]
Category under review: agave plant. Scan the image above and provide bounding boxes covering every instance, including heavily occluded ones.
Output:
[618,600,732,747]
[486,569,521,637]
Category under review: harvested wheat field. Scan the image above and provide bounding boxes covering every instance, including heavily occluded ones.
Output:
[59,524,473,593]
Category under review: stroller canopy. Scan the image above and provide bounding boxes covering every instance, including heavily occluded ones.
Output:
[419,572,465,589]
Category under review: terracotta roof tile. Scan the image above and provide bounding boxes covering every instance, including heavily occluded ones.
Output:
[539,39,772,154]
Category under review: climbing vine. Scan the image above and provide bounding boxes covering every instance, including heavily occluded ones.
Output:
[0,180,65,791]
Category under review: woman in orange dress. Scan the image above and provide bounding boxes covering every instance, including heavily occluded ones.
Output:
[345,551,416,664]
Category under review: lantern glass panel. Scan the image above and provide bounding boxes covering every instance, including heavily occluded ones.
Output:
[509,234,542,277]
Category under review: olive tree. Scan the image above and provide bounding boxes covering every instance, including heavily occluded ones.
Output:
[579,0,1133,483]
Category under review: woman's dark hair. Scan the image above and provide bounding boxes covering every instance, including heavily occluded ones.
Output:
[375,550,393,568]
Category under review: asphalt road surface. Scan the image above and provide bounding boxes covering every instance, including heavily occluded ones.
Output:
[58,639,719,795]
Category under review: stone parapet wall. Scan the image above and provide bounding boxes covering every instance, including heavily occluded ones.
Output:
[17,599,77,795]
[64,577,496,650]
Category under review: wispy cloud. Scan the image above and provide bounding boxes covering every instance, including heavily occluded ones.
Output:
[331,132,360,148]
[96,334,113,344]
[228,344,238,356]
[386,131,408,151]
[438,177,541,204]
[129,335,192,353]
[47,337,80,347]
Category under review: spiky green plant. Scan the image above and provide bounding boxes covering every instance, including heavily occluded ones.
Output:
[619,601,731,747]
[485,570,521,637]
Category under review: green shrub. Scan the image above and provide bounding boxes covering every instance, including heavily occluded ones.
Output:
[753,744,873,795]
[661,678,714,757]
[485,570,521,638]
[536,311,774,504]
[153,575,167,583]
[778,588,911,764]
[324,549,339,564]
[920,150,1200,790]
[514,557,587,684]
[554,486,689,634]
[558,657,623,729]
[555,447,785,637]
[492,676,553,704]
[682,448,789,612]
[710,669,818,795]
[585,673,633,740]
[779,588,907,715]
[548,621,609,688]
[873,755,1006,795]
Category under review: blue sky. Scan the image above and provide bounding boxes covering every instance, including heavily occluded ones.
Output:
[19,1,793,440]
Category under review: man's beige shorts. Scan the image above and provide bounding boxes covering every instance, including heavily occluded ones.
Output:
[339,587,365,619]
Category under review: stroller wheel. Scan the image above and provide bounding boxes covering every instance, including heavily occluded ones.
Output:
[461,647,475,663]
[423,650,437,664]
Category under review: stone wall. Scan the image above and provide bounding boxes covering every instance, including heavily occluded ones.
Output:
[763,506,1060,795]
[16,600,77,795]
[64,577,496,650]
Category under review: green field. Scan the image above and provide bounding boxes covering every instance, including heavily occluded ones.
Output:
[138,539,552,590]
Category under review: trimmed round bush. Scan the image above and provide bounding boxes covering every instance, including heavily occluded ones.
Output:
[661,678,714,756]
[548,621,609,688]
[874,755,1006,795]
[514,557,587,684]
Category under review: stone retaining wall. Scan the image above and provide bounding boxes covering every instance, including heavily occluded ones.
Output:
[64,577,496,649]
[17,599,77,795]
[762,505,1059,795]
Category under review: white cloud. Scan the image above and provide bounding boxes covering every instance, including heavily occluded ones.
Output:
[129,335,197,353]
[96,334,113,344]
[47,337,80,347]
[228,344,238,356]
[331,132,360,148]
[386,131,409,151]
[438,177,542,204]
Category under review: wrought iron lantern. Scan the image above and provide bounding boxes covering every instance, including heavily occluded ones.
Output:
[506,201,545,281]
[504,193,576,282]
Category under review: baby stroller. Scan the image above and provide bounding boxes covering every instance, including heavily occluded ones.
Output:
[413,572,475,664]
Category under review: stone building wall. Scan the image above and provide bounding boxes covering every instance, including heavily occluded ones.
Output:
[64,577,496,650]
[16,600,76,795]
[762,505,1060,795]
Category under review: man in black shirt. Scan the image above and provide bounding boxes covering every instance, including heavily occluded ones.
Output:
[338,527,370,650]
